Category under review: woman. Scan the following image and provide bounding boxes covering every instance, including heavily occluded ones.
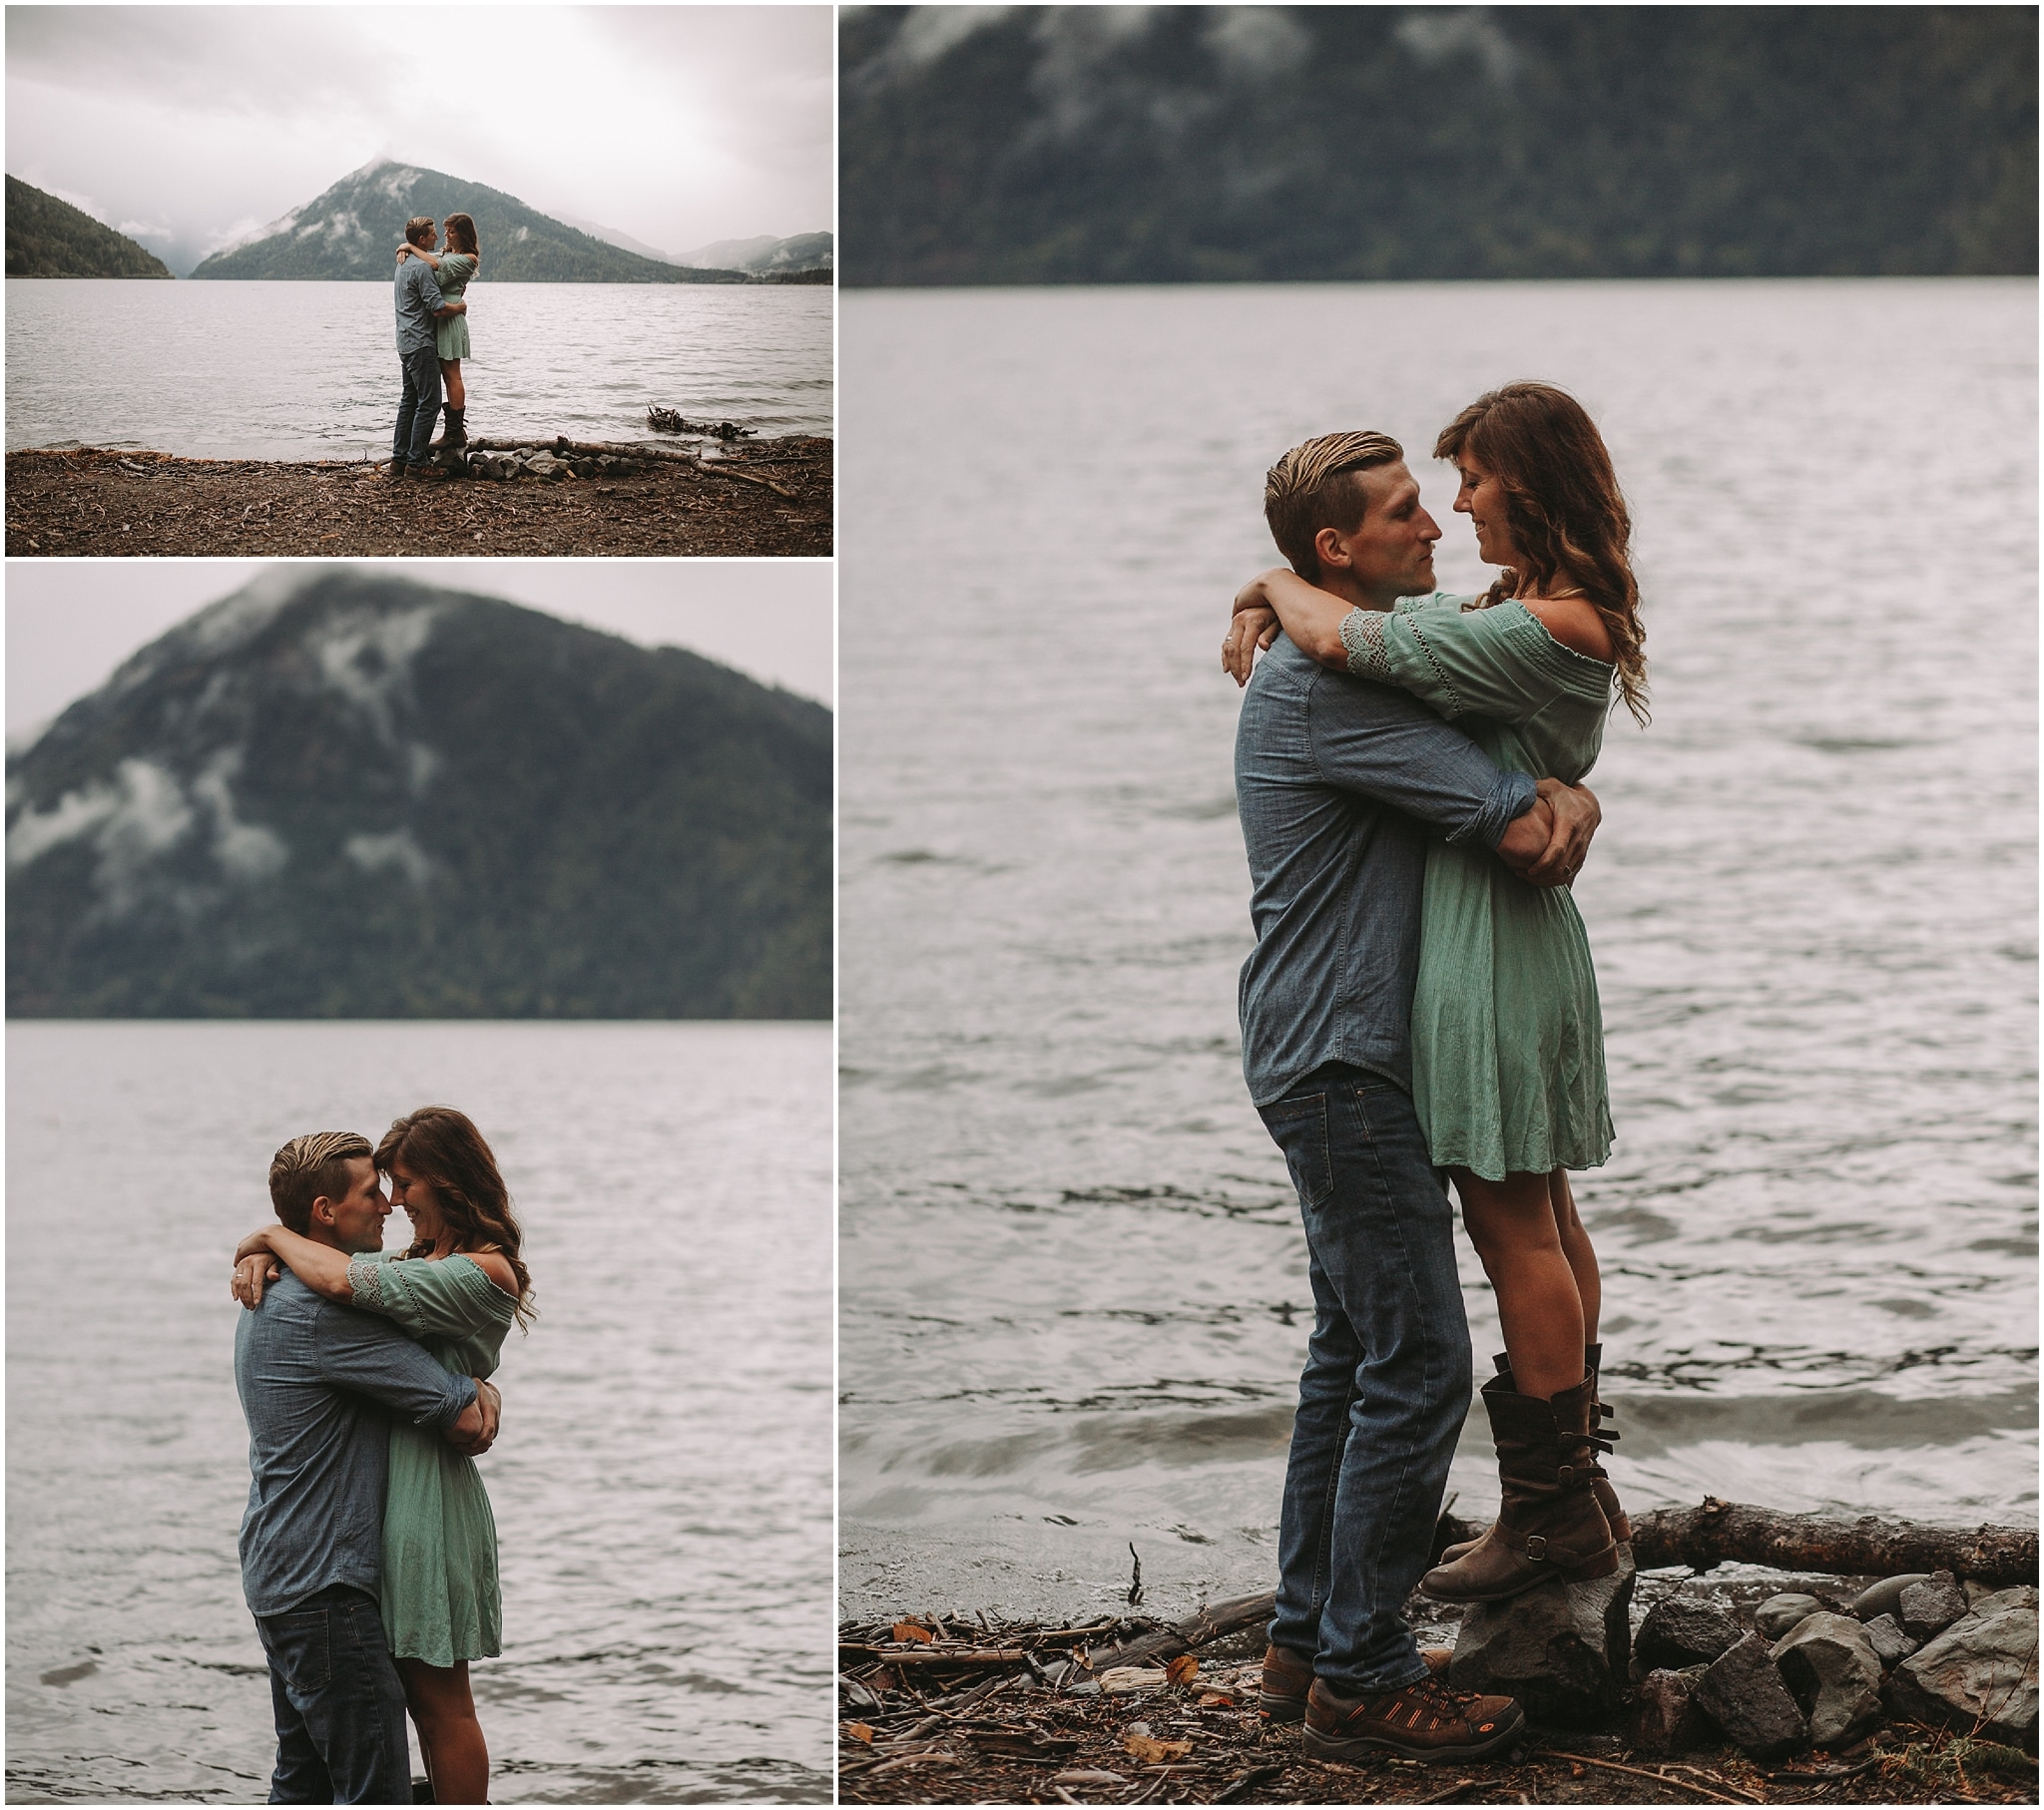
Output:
[234,1108,532,1802]
[1229,382,1646,1603]
[396,214,480,448]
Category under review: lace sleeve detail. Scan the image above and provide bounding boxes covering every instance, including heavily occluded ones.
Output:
[347,1255,388,1310]
[1339,608,1392,679]
[1402,617,1465,716]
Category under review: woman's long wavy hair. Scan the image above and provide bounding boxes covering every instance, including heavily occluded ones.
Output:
[1434,382,1649,725]
[375,1107,534,1327]
[444,213,479,259]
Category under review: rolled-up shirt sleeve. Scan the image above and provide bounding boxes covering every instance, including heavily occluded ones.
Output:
[312,1301,477,1430]
[1306,677,1536,848]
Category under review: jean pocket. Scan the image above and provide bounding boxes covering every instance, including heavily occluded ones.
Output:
[1259,1093,1333,1208]
[261,1609,331,1697]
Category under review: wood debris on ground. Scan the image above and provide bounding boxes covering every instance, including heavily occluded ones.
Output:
[838,1610,2038,1805]
[4,437,830,557]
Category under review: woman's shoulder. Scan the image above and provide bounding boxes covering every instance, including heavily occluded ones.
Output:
[1516,595,1615,664]
[456,1247,520,1298]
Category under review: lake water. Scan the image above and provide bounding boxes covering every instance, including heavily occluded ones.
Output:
[837,279,2038,1622]
[5,280,832,460]
[7,1021,832,1803]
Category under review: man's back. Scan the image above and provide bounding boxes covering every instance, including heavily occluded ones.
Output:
[234,1271,468,1616]
[393,256,439,354]
[1235,634,1532,1106]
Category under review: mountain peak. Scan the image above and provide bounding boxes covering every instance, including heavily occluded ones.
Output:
[9,574,829,1018]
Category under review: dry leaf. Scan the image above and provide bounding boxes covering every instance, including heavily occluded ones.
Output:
[845,1723,874,1744]
[1124,1732,1193,1764]
[1165,1654,1200,1687]
[890,1621,933,1643]
[1198,1689,1236,1707]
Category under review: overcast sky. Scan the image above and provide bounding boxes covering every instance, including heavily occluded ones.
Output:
[6,5,832,273]
[6,560,833,743]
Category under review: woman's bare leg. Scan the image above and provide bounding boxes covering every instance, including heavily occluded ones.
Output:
[1454,1168,1585,1401]
[440,360,465,410]
[397,1657,488,1804]
[1548,1169,1600,1345]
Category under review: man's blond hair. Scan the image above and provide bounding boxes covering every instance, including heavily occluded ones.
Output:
[403,216,436,248]
[268,1131,372,1234]
[1264,430,1404,581]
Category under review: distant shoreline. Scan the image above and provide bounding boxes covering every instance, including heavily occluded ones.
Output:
[4,439,832,557]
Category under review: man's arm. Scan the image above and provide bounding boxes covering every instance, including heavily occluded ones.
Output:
[311,1303,485,1443]
[1304,676,1595,885]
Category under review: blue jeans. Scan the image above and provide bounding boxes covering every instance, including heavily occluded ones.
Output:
[393,345,442,468]
[1260,1063,1473,1692]
[254,1584,412,1804]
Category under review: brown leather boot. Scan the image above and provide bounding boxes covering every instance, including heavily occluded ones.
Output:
[1260,1643,1313,1722]
[1420,1374,1615,1601]
[1443,1349,1630,1562]
[1303,1673,1524,1763]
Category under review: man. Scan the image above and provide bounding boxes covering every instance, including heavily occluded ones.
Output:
[391,217,465,480]
[1227,431,1600,1764]
[235,1131,500,1803]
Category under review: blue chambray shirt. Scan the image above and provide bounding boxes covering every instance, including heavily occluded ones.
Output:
[1236,632,1536,1107]
[235,1270,476,1617]
[394,255,443,355]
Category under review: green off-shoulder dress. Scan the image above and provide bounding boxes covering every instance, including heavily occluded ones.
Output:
[345,1250,515,1666]
[432,252,476,361]
[1339,594,1618,1181]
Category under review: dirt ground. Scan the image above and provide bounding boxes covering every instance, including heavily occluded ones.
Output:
[840,1633,2038,1806]
[3,439,831,557]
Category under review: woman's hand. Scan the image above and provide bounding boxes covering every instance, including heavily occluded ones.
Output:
[233,1252,282,1308]
[396,244,413,263]
[1223,604,1281,686]
[235,1225,281,1263]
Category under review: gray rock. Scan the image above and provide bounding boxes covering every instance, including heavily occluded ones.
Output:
[1694,1632,1808,1759]
[1885,1603,2039,1749]
[1853,1574,1932,1622]
[525,451,562,479]
[1898,1571,1969,1643]
[1635,1595,1744,1674]
[1449,1544,1635,1726]
[1967,1586,2040,1620]
[1771,1612,1885,1749]
[1629,1666,1713,1756]
[1860,1613,1919,1668]
[1756,1593,1826,1640]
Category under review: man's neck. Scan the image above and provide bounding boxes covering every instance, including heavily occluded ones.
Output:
[1318,571,1407,615]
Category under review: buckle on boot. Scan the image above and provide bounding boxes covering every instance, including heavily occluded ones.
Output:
[1525,1536,1549,1562]
[1557,1464,1575,1484]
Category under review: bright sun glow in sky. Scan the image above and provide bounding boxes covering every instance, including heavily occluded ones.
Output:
[5,5,832,273]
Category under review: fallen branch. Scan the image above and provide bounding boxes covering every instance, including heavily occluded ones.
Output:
[1082,1591,1276,1674]
[1544,1750,1755,1804]
[1627,1499,2038,1586]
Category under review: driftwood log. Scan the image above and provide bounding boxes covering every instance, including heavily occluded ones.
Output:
[461,436,798,498]
[1438,1498,2038,1588]
[1078,1591,1276,1675]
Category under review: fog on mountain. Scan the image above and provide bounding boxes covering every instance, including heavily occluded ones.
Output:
[6,572,830,1019]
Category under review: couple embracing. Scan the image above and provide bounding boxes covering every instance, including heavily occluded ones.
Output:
[1228,382,1645,1763]
[391,213,481,479]
[232,1108,531,1802]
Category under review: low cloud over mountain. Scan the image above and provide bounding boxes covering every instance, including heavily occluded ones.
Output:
[8,570,829,1017]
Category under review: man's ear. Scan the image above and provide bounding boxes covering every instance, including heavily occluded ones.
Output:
[1313,524,1356,573]
[308,1194,338,1229]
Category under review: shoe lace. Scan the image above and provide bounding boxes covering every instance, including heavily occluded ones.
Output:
[1373,1673,1481,1727]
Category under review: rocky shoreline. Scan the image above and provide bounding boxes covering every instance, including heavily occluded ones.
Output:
[3,437,831,557]
[839,1520,2039,1805]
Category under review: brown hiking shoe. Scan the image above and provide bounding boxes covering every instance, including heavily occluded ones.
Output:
[1303,1673,1524,1764]
[406,463,450,481]
[1260,1643,1313,1723]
